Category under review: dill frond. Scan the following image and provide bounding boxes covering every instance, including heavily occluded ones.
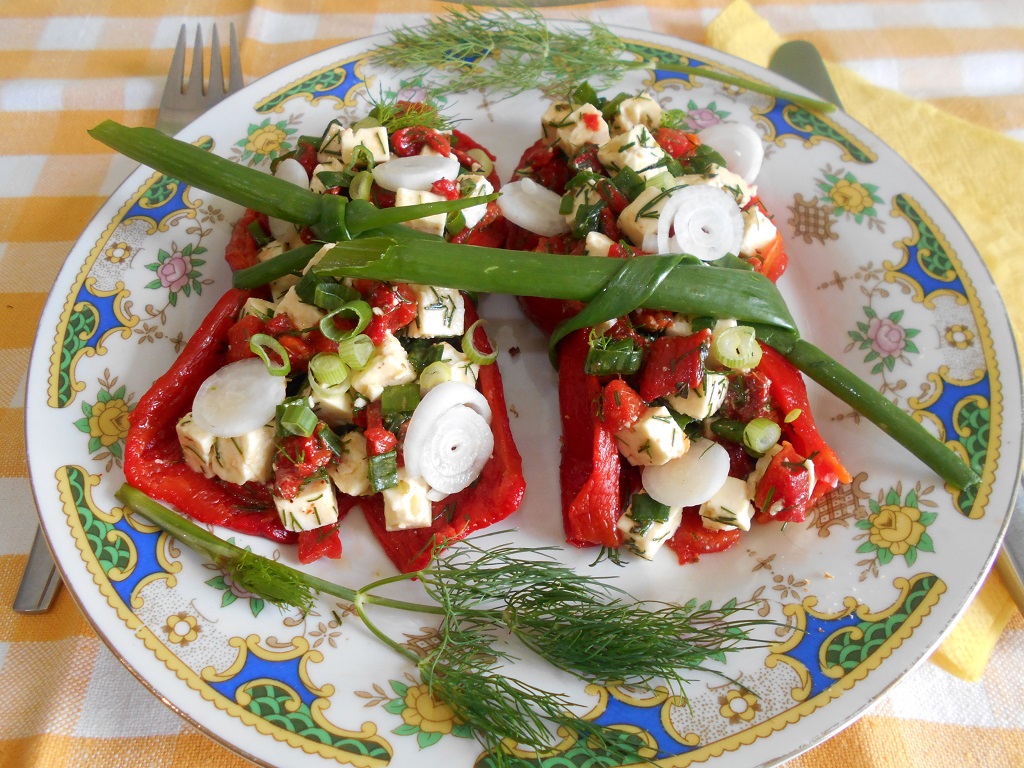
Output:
[226,550,315,614]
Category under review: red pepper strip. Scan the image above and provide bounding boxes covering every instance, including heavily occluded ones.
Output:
[297,526,342,564]
[638,330,712,402]
[123,288,296,545]
[359,302,526,573]
[753,440,814,524]
[665,507,741,565]
[757,344,852,502]
[225,208,268,272]
[654,127,701,159]
[558,330,622,549]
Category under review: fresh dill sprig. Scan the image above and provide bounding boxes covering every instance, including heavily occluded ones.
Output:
[364,89,460,133]
[369,5,835,113]
[117,484,771,767]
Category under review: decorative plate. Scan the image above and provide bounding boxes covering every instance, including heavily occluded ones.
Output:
[26,24,1021,768]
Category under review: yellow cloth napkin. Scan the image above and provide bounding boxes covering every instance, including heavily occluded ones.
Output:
[706,0,1022,682]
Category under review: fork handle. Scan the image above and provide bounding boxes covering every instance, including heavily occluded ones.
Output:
[14,526,62,613]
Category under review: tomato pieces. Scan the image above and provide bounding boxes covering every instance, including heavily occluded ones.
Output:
[599,379,644,433]
[274,425,334,500]
[391,126,451,157]
[666,507,741,565]
[655,127,700,159]
[225,209,268,272]
[430,178,460,200]
[754,441,814,523]
[297,526,342,564]
[638,330,711,402]
[365,282,417,345]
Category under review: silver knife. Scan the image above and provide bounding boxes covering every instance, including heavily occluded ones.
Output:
[767,40,1024,612]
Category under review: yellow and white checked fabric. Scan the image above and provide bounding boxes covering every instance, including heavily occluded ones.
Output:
[2,1,1023,766]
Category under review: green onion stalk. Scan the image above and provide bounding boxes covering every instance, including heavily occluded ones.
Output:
[89,121,979,493]
[116,484,769,765]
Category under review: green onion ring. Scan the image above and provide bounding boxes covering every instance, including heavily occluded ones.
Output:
[249,333,291,376]
[462,319,498,365]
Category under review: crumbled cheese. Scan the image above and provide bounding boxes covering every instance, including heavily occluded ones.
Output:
[457,174,494,229]
[740,205,778,257]
[540,101,573,142]
[309,157,344,194]
[614,405,690,466]
[434,342,480,390]
[275,285,326,332]
[617,185,671,247]
[274,477,339,532]
[562,180,602,230]
[310,384,356,427]
[617,494,683,560]
[240,297,276,322]
[340,126,390,165]
[610,94,663,135]
[584,231,616,257]
[679,165,754,207]
[257,240,299,302]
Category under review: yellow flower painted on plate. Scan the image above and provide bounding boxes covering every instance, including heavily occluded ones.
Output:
[829,178,873,215]
[88,398,131,447]
[945,323,975,349]
[104,241,132,264]
[401,685,459,735]
[165,613,201,645]
[246,124,288,157]
[868,504,926,556]
[719,689,760,723]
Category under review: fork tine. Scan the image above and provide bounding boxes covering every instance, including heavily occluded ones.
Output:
[188,26,205,95]
[228,22,244,93]
[160,25,187,107]
[208,25,226,98]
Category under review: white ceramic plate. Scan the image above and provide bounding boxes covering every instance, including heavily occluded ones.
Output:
[26,25,1021,768]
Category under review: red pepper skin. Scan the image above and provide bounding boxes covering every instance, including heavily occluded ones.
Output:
[365,283,417,346]
[225,209,268,272]
[666,508,741,564]
[757,345,852,502]
[654,127,700,159]
[430,178,460,200]
[638,330,712,402]
[753,440,814,524]
[558,330,623,549]
[124,288,296,545]
[391,126,452,158]
[359,302,526,572]
[297,526,342,564]
[274,425,334,500]
[514,137,572,195]
[599,379,644,433]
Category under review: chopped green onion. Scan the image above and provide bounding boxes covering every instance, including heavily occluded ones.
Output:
[337,334,375,370]
[247,220,272,248]
[382,382,421,415]
[369,450,399,492]
[419,361,452,391]
[350,170,373,201]
[308,353,349,399]
[232,243,323,290]
[320,300,372,342]
[462,319,498,365]
[611,166,645,201]
[249,333,291,376]
[714,325,763,370]
[785,408,803,423]
[405,339,446,373]
[645,171,676,191]
[742,418,782,456]
[629,492,671,535]
[314,194,350,242]
[313,280,360,311]
[319,425,346,456]
[709,419,746,445]
[277,398,318,437]
[584,336,643,376]
[350,144,376,169]
[351,115,381,130]
[446,209,467,236]
[465,148,493,176]
[558,192,575,216]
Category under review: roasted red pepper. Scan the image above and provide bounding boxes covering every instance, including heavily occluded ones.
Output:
[365,282,417,345]
[359,302,526,572]
[666,507,741,564]
[654,127,700,159]
[297,526,342,564]
[558,330,623,549]
[225,209,268,272]
[124,288,296,544]
[638,330,711,402]
[599,379,644,433]
[274,424,334,500]
[757,345,852,502]
[753,440,815,523]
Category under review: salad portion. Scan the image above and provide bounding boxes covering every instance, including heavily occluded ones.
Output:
[496,85,850,563]
[124,101,524,572]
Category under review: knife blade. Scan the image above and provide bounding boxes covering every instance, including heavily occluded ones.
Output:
[768,40,1024,613]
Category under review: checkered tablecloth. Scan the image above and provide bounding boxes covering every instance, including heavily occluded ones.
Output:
[2,1,1023,766]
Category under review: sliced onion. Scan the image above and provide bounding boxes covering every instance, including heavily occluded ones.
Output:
[641,438,731,508]
[656,185,743,261]
[267,157,309,243]
[372,155,461,192]
[496,178,570,237]
[191,358,287,438]
[403,381,492,489]
[698,123,764,185]
[411,404,494,496]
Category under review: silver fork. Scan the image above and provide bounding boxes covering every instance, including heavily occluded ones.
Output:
[14,23,243,614]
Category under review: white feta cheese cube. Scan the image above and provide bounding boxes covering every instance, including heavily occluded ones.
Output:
[665,371,730,420]
[563,180,602,230]
[327,431,372,496]
[700,476,754,531]
[541,101,573,142]
[617,185,670,247]
[610,94,663,135]
[740,205,778,257]
[318,120,346,161]
[597,124,668,181]
[617,493,683,560]
[257,240,299,302]
[382,468,433,531]
[349,332,417,402]
[584,231,616,257]
[457,174,494,229]
[341,126,390,165]
[406,285,465,338]
[240,297,276,322]
[434,342,480,390]
[395,188,448,237]
[275,285,326,332]
[614,406,689,466]
[679,165,754,207]
[663,315,693,337]
[555,103,610,156]
[311,385,356,427]
[309,157,345,194]
[177,414,217,478]
[275,477,339,532]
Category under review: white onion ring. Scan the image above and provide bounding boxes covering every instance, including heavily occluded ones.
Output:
[412,404,494,496]
[372,155,461,192]
[496,178,571,237]
[191,358,287,438]
[267,157,309,243]
[655,185,743,261]
[698,123,764,185]
[403,381,492,487]
[641,438,731,508]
